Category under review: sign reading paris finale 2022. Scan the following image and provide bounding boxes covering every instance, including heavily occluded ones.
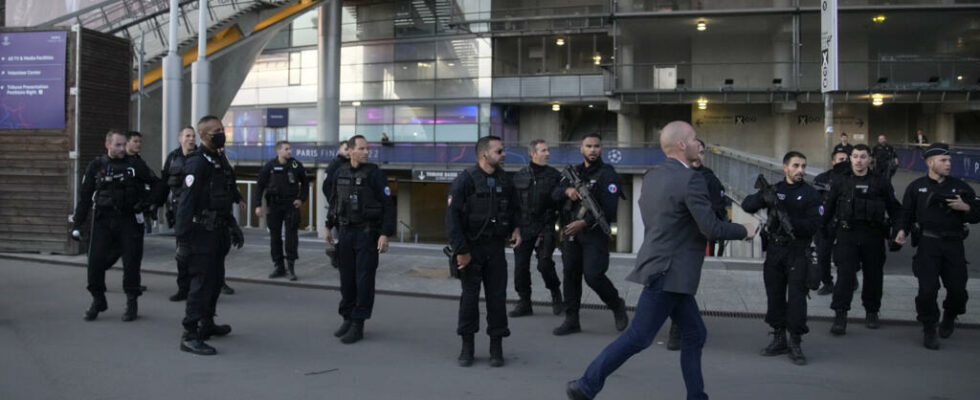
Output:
[0,31,67,130]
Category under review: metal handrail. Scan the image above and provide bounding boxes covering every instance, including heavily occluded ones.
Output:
[398,220,419,243]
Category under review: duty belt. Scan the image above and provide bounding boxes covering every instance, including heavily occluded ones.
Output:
[192,210,228,230]
[922,229,965,241]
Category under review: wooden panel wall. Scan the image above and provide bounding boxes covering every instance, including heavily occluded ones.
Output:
[0,28,130,254]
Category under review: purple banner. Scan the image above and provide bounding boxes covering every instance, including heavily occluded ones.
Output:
[0,31,67,130]
[225,142,665,169]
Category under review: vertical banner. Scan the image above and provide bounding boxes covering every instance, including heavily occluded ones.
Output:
[820,0,838,93]
[0,31,68,129]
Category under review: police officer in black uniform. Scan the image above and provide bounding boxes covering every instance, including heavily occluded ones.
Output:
[822,144,902,336]
[812,149,850,295]
[322,141,349,267]
[872,135,898,179]
[71,129,160,322]
[833,132,853,157]
[895,143,980,350]
[552,133,629,336]
[742,152,823,365]
[509,139,563,317]
[693,139,731,256]
[446,135,521,367]
[255,140,309,281]
[158,126,199,301]
[325,135,395,344]
[176,116,245,356]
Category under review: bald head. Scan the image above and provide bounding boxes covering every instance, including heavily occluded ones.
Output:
[660,121,700,165]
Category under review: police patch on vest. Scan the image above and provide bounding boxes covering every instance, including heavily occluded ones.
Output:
[819,205,825,216]
[608,184,618,194]
[777,193,786,201]
[384,186,391,196]
[185,174,195,187]
[292,161,298,168]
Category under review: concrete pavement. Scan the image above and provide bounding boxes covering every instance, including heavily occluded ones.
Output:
[2,225,979,326]
[1,258,979,400]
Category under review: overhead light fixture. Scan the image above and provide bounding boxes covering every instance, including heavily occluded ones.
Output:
[588,104,594,108]
[447,62,455,67]
[556,38,565,46]
[696,21,707,31]
[872,15,886,24]
[957,75,964,81]
[593,54,602,65]
[352,101,361,107]
[552,104,561,111]
[871,93,884,106]
[697,97,708,110]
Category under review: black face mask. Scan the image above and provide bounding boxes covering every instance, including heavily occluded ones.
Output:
[210,132,226,149]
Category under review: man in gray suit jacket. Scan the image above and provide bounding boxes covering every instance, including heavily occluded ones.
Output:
[567,121,755,400]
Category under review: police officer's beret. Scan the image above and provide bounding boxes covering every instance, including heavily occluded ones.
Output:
[923,143,950,160]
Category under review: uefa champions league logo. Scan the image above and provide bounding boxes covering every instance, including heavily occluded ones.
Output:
[1,36,10,46]
[607,149,623,164]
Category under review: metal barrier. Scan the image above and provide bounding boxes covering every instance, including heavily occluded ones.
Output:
[398,221,419,243]
[702,145,824,259]
[238,179,315,232]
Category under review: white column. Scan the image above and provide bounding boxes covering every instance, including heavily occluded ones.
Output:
[191,0,210,125]
[161,0,183,161]
[316,0,342,237]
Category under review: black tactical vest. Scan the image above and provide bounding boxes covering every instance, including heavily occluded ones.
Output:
[266,159,300,200]
[166,150,188,206]
[94,156,142,212]
[562,164,604,224]
[513,165,559,226]
[836,174,888,225]
[334,163,383,227]
[191,152,235,217]
[463,167,513,239]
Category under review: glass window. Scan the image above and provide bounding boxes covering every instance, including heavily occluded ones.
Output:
[493,37,520,76]
[393,61,436,81]
[339,106,355,125]
[395,42,435,61]
[265,27,290,50]
[289,52,302,85]
[434,124,478,142]
[394,105,434,125]
[436,105,478,124]
[356,106,394,125]
[521,37,546,75]
[393,123,433,142]
[288,107,318,126]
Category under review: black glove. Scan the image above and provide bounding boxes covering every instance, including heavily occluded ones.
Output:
[229,224,244,249]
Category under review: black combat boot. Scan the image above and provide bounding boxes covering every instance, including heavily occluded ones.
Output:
[83,293,108,321]
[180,329,217,356]
[286,260,297,281]
[831,310,847,336]
[788,333,807,365]
[489,336,505,367]
[760,328,789,356]
[865,311,880,329]
[334,318,352,338]
[612,298,629,332]
[551,288,565,315]
[923,324,940,350]
[268,262,286,278]
[666,322,682,351]
[341,320,364,344]
[458,334,475,367]
[121,296,138,322]
[169,291,188,302]
[938,311,957,339]
[221,283,235,295]
[199,318,232,340]
[508,300,533,317]
[553,313,582,336]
